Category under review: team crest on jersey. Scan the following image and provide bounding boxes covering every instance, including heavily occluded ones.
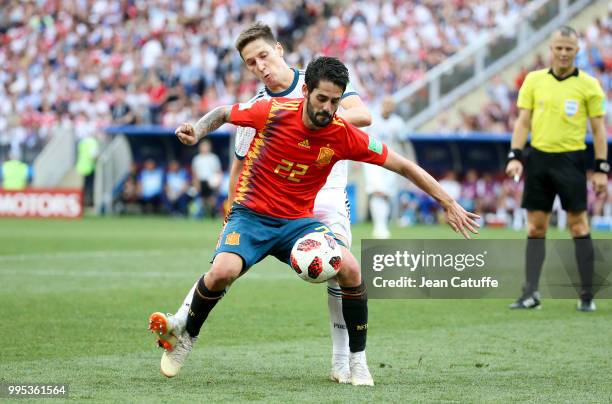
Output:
[225,232,240,245]
[315,147,334,165]
[564,100,578,117]
[298,139,310,149]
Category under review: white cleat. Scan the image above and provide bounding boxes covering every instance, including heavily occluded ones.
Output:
[160,330,196,378]
[349,351,374,386]
[330,353,351,384]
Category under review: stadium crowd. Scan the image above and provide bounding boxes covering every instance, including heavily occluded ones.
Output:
[1,0,533,163]
[0,1,610,228]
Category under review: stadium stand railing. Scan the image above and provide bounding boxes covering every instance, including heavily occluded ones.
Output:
[32,127,75,188]
[93,135,132,215]
[393,0,593,131]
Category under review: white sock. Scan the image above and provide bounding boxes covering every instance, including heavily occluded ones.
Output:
[175,280,197,323]
[370,196,390,236]
[327,278,349,359]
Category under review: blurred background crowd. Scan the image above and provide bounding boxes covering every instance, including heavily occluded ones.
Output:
[0,0,610,227]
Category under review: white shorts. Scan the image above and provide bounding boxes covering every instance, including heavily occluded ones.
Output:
[313,187,352,248]
[364,163,397,196]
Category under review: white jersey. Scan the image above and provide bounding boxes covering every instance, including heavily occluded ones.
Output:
[365,108,404,150]
[234,68,359,191]
[363,109,406,196]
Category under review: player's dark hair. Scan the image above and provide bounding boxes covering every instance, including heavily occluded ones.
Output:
[556,25,578,38]
[235,22,277,55]
[304,56,349,93]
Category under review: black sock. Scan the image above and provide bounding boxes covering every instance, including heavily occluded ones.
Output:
[574,234,594,300]
[341,283,368,353]
[523,236,545,295]
[185,276,225,338]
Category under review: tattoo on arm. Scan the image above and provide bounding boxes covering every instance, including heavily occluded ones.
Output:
[194,106,231,141]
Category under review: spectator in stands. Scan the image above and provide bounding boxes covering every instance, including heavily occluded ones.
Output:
[459,169,479,213]
[110,88,136,125]
[163,160,191,216]
[191,140,222,218]
[137,158,164,214]
[476,173,499,214]
[117,161,141,214]
[147,73,169,125]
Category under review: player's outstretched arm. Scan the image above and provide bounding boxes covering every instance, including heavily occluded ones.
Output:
[176,106,233,145]
[337,94,372,128]
[383,149,480,239]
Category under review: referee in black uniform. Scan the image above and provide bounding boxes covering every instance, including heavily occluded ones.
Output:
[506,26,609,311]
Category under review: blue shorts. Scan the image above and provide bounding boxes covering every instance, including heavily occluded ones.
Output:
[215,204,342,271]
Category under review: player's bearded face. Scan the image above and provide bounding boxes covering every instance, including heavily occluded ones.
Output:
[306,95,333,127]
[304,82,343,128]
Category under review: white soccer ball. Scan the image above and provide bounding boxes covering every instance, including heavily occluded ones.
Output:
[290,232,343,283]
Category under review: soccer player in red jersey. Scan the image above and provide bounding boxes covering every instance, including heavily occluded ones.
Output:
[170,25,370,383]
[150,57,479,385]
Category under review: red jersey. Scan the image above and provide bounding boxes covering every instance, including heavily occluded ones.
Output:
[229,98,388,218]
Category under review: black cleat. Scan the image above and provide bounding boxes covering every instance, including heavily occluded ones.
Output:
[577,298,596,312]
[509,291,541,309]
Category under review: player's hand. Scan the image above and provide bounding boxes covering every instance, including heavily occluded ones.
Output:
[505,160,523,181]
[592,172,608,195]
[442,200,480,239]
[175,122,198,145]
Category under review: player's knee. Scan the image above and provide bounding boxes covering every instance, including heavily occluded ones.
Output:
[207,254,243,288]
[527,222,547,237]
[207,266,239,289]
[569,221,589,237]
[336,248,361,287]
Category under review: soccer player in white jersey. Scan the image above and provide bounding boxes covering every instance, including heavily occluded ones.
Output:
[161,23,372,384]
[363,97,411,239]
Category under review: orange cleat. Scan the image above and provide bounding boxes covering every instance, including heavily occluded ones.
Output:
[148,312,179,351]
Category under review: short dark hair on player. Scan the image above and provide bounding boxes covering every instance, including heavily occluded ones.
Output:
[304,57,349,93]
[235,22,277,55]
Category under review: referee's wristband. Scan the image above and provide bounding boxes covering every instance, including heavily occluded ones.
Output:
[595,159,610,174]
[507,148,523,163]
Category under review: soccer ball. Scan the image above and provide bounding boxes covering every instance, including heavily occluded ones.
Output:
[290,232,343,283]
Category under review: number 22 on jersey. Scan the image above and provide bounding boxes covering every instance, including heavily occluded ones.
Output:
[274,159,309,183]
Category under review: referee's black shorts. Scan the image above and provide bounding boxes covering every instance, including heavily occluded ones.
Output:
[522,147,587,212]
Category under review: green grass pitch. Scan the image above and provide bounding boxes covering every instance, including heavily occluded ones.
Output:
[1,217,611,402]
